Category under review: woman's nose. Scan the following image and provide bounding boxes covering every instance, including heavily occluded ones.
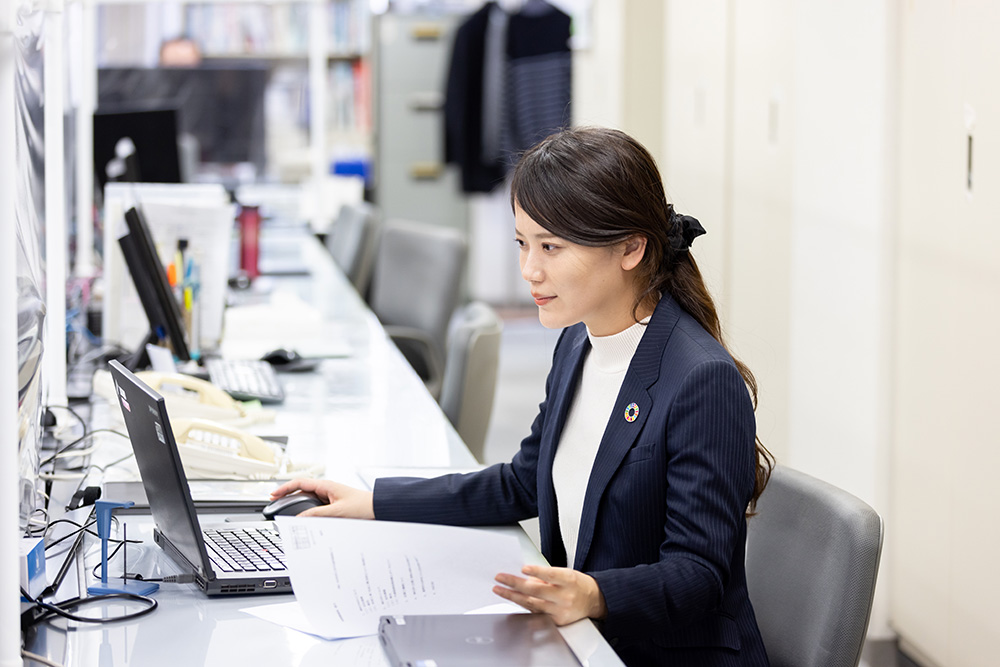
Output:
[520,253,541,282]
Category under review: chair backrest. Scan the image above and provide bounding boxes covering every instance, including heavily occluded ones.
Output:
[325,202,378,294]
[439,302,503,462]
[368,219,468,395]
[745,465,883,667]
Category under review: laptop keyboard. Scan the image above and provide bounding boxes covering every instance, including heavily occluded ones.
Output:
[203,526,286,573]
[205,358,285,404]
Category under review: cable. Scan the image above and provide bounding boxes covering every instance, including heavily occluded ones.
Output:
[39,428,129,468]
[20,587,158,627]
[39,510,96,600]
[21,650,64,667]
[43,517,139,554]
[23,508,50,537]
[43,404,87,434]
[39,471,88,482]
[42,518,98,550]
[88,537,177,583]
[90,451,135,473]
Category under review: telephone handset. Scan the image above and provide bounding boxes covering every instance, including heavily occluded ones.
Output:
[170,418,280,478]
[136,371,275,426]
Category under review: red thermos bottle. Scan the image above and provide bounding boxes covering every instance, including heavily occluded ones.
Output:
[239,205,260,279]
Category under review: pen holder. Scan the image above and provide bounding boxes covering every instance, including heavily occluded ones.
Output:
[87,500,159,597]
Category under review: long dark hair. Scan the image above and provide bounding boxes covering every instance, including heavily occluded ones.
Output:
[510,126,773,513]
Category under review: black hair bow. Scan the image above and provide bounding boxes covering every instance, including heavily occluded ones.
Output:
[668,214,706,252]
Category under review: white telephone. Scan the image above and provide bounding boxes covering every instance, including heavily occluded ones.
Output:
[94,369,324,480]
[170,418,280,478]
[170,418,326,480]
[94,370,274,427]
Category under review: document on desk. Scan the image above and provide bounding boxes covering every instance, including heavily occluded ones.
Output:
[271,517,524,639]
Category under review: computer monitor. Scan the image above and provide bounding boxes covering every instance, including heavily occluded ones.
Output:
[98,66,268,174]
[94,107,183,189]
[118,206,191,369]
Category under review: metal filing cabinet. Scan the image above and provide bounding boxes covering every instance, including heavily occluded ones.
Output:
[373,12,468,237]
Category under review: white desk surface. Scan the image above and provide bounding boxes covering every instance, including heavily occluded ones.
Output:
[27,230,624,667]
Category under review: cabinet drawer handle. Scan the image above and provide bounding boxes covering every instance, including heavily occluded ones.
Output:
[411,23,443,40]
[409,92,444,112]
[410,162,443,180]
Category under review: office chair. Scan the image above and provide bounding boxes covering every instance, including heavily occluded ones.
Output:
[438,302,504,462]
[324,202,379,295]
[368,219,468,399]
[745,465,883,667]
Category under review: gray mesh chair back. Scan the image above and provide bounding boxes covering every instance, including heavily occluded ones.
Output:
[325,202,378,295]
[439,302,503,462]
[745,465,883,667]
[368,219,467,398]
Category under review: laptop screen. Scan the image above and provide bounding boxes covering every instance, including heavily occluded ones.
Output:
[108,359,212,580]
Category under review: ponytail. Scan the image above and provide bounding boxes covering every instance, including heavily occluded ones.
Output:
[656,242,774,516]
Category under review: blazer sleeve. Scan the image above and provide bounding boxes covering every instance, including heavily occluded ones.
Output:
[589,358,757,641]
[372,330,571,525]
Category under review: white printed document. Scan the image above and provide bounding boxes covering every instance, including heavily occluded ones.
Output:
[269,517,524,639]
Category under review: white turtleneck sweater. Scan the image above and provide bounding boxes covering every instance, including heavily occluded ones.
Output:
[552,317,649,569]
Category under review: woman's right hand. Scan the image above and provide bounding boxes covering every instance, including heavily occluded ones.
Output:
[270,478,375,519]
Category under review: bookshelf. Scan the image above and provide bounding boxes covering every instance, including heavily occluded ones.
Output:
[77,0,371,260]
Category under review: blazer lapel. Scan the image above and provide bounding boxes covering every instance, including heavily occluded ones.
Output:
[572,297,680,569]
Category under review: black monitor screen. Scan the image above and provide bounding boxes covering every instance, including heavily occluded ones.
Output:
[119,206,191,366]
[98,66,268,173]
[94,107,182,189]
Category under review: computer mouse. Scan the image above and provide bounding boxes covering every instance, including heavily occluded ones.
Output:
[260,348,321,373]
[260,348,301,366]
[262,491,324,520]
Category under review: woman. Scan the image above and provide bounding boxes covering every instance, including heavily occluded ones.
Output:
[272,127,773,666]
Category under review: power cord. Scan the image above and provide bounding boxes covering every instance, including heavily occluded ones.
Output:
[21,649,64,667]
[89,539,195,584]
[42,405,86,433]
[39,429,129,468]
[20,587,157,629]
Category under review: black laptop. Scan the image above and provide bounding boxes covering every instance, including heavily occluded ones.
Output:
[108,359,292,596]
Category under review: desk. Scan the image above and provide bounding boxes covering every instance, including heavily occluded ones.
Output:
[25,231,624,667]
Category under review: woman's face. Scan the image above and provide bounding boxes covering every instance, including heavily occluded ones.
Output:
[514,205,647,336]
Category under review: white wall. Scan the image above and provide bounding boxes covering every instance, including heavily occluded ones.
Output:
[785,0,896,639]
[658,0,897,640]
[891,2,1000,664]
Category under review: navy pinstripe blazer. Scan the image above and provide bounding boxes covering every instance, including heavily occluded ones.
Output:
[374,295,770,666]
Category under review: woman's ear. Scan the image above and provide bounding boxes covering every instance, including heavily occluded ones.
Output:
[621,236,647,271]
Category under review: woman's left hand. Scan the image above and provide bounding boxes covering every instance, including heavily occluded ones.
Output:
[493,564,608,626]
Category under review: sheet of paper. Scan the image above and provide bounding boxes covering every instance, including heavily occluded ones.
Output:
[273,517,524,639]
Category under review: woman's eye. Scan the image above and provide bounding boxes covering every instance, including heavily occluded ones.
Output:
[541,243,556,252]
[514,238,526,249]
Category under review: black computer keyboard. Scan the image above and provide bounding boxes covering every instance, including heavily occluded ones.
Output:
[205,358,285,404]
[203,526,286,573]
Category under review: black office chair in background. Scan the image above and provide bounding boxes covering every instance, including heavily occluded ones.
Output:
[745,465,884,667]
[367,218,468,399]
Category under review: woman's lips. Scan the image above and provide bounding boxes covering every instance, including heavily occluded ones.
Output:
[533,295,554,306]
